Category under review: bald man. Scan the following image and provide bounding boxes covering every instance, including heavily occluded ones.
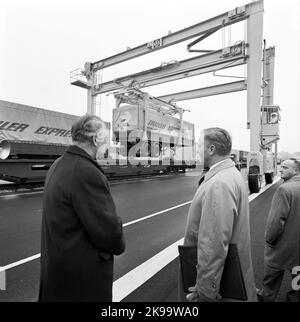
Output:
[39,115,125,302]
[257,159,300,302]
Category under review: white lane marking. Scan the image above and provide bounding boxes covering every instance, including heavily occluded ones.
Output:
[123,201,192,227]
[113,238,184,302]
[112,177,281,301]
[0,190,43,199]
[1,176,281,297]
[0,201,192,273]
[0,254,41,273]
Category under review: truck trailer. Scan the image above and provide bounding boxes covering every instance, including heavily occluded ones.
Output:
[0,98,195,183]
[0,100,111,183]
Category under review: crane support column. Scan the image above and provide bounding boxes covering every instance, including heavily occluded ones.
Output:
[87,74,96,115]
[246,0,264,151]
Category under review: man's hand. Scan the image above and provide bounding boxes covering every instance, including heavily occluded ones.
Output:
[186,286,200,302]
[186,286,221,302]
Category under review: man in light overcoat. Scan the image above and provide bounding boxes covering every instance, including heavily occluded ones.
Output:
[182,127,257,302]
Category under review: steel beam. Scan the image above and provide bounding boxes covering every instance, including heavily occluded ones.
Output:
[246,0,264,151]
[91,1,263,71]
[87,75,96,115]
[157,80,247,102]
[262,46,275,106]
[93,49,246,94]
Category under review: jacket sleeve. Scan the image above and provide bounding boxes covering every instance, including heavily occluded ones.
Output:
[265,186,290,246]
[196,181,236,299]
[71,161,125,255]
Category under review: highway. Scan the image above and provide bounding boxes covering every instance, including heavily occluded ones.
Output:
[0,171,290,302]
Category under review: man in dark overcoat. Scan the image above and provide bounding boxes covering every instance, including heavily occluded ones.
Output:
[39,115,125,301]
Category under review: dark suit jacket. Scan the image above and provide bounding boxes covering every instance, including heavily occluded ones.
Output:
[39,145,125,302]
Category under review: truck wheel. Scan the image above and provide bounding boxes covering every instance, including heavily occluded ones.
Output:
[248,166,261,194]
[265,172,273,184]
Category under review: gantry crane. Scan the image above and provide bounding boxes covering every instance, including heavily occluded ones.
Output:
[70,0,280,193]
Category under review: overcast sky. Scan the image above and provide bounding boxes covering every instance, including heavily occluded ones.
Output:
[1,0,299,154]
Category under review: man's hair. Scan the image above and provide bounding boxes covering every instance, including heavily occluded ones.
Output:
[288,158,300,172]
[71,114,104,144]
[204,127,232,156]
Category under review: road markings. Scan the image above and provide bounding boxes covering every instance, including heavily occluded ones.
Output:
[0,177,281,300]
[123,201,192,227]
[0,190,43,199]
[112,177,281,301]
[0,254,41,273]
[113,238,184,302]
[0,201,192,273]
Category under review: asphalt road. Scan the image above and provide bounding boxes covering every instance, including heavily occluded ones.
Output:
[122,180,287,302]
[0,172,199,301]
[0,173,289,302]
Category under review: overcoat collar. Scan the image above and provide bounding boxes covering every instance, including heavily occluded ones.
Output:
[204,158,235,183]
[66,145,104,174]
[286,174,300,183]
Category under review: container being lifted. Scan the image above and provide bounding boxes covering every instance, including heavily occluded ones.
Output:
[0,99,193,183]
[111,88,195,158]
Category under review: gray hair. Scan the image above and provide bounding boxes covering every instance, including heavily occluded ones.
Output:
[71,114,105,144]
[204,127,232,156]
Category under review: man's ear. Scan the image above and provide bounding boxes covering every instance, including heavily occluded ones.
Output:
[92,135,97,147]
[208,145,215,155]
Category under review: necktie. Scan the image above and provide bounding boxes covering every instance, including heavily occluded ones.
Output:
[198,168,209,186]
